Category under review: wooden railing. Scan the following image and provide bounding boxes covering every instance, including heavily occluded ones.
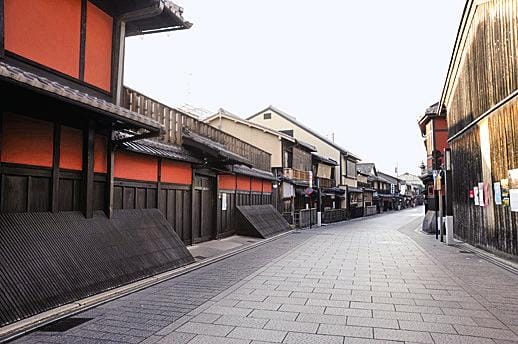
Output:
[319,177,335,188]
[122,87,271,171]
[283,168,311,182]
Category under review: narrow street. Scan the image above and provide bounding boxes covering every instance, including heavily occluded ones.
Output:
[14,208,518,344]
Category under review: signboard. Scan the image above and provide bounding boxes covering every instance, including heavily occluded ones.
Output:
[510,169,518,212]
[501,179,510,206]
[305,187,314,195]
[474,187,479,205]
[222,193,228,211]
[478,182,485,207]
[494,182,502,205]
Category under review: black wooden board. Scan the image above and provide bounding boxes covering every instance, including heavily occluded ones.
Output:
[236,205,291,238]
[0,209,194,327]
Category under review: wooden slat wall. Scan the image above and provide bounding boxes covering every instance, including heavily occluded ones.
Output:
[447,0,518,136]
[122,87,272,171]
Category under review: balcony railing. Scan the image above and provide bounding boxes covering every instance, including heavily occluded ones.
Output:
[319,177,336,188]
[283,168,311,182]
[123,87,271,171]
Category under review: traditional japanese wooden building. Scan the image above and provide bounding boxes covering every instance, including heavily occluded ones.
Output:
[248,106,361,211]
[438,0,518,259]
[418,102,448,233]
[0,0,279,330]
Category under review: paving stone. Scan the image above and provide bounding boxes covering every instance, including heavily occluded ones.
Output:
[421,313,477,325]
[318,323,374,338]
[227,327,287,342]
[296,313,347,325]
[248,309,299,321]
[175,322,234,336]
[372,310,423,321]
[347,316,399,329]
[236,300,281,310]
[191,313,221,324]
[279,304,325,314]
[156,332,196,344]
[266,296,308,305]
[399,320,456,333]
[431,333,496,344]
[264,319,318,333]
[187,335,251,344]
[351,301,395,311]
[325,307,372,317]
[453,325,518,340]
[282,332,344,344]
[214,315,268,328]
[373,328,434,343]
[204,305,253,316]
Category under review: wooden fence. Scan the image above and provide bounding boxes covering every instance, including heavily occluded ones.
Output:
[123,87,271,171]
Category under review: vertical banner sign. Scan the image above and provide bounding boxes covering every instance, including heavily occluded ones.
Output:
[509,169,518,212]
[222,193,227,211]
[478,182,484,207]
[494,182,502,205]
[501,179,510,206]
[474,187,479,206]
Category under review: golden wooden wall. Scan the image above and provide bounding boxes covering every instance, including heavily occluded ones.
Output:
[447,0,518,136]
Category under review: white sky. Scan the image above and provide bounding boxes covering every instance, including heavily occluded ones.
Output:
[124,1,466,176]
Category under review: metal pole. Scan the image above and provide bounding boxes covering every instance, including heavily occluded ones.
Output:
[439,185,443,242]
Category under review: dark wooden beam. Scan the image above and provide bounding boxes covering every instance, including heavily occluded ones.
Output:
[105,129,114,218]
[111,18,123,103]
[51,123,61,213]
[83,120,95,218]
[190,169,196,246]
[0,0,4,58]
[0,110,3,211]
[79,0,87,80]
[156,158,162,210]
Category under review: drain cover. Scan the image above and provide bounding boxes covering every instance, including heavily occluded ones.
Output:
[459,250,475,254]
[38,318,93,332]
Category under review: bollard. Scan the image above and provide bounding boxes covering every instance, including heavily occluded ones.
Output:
[317,212,322,227]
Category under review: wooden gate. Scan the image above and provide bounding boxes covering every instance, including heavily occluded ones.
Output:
[192,175,216,243]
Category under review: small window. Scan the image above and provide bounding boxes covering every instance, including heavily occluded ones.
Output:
[263,112,272,120]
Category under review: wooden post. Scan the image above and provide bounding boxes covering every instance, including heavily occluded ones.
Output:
[216,174,221,239]
[51,123,61,213]
[78,0,87,81]
[0,0,4,58]
[157,158,162,210]
[190,169,196,245]
[105,129,114,218]
[0,110,3,211]
[83,121,95,218]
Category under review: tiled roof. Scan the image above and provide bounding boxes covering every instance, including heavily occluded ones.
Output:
[357,163,375,175]
[182,130,252,167]
[122,139,201,164]
[312,153,338,166]
[230,165,276,181]
[0,61,163,132]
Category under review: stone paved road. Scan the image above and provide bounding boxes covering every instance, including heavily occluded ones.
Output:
[12,207,518,344]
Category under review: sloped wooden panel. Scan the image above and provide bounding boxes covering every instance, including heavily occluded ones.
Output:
[236,205,291,238]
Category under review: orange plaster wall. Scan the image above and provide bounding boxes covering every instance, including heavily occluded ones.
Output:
[236,175,251,191]
[4,0,81,78]
[1,113,54,167]
[262,180,273,193]
[114,151,158,182]
[94,134,107,173]
[84,2,113,91]
[251,178,263,192]
[60,126,83,170]
[162,160,192,185]
[219,175,236,190]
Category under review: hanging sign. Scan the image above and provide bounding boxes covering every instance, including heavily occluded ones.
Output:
[501,179,510,206]
[305,187,314,195]
[474,187,479,206]
[494,182,502,205]
[222,193,228,211]
[478,182,485,207]
[509,169,518,212]
[469,189,475,199]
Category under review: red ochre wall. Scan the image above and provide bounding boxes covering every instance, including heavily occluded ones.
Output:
[60,126,83,171]
[114,151,158,182]
[4,0,113,91]
[4,0,81,78]
[94,135,107,173]
[219,175,236,190]
[262,180,273,193]
[236,175,251,191]
[251,178,263,192]
[162,160,192,185]
[1,113,54,167]
[84,2,113,91]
